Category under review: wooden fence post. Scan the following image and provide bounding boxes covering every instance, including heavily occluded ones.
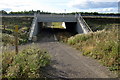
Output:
[15,25,18,54]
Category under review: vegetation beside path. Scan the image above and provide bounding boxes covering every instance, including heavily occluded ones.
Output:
[2,17,51,78]
[67,24,119,75]
[52,22,119,76]
[2,17,33,46]
[2,45,51,78]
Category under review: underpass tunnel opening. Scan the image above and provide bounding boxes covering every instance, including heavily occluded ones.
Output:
[37,22,78,34]
[36,22,78,42]
[65,22,78,34]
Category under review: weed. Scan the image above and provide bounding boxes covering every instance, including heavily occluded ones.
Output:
[2,46,51,78]
[67,24,119,72]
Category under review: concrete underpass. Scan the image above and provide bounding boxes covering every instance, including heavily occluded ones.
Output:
[36,22,77,42]
[29,14,92,41]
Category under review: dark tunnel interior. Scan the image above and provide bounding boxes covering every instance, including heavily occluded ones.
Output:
[65,22,77,34]
[37,22,78,35]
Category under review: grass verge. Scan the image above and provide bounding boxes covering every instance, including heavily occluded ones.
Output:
[67,24,119,75]
[2,46,51,78]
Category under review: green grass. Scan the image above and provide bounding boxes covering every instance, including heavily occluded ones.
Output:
[2,17,32,46]
[2,33,15,46]
[84,18,119,31]
[2,26,29,46]
[67,24,119,73]
[52,22,65,28]
[2,17,33,29]
[2,46,51,78]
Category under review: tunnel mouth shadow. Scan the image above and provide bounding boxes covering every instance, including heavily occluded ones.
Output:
[36,27,77,43]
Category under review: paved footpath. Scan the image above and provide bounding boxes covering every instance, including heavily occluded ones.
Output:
[36,41,116,78]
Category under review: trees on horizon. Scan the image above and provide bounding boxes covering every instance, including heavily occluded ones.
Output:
[0,10,119,16]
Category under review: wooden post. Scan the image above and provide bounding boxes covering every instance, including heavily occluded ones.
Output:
[15,25,18,54]
[3,25,5,30]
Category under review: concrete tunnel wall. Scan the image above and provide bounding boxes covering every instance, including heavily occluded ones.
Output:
[37,22,52,34]
[64,22,84,34]
[38,22,43,33]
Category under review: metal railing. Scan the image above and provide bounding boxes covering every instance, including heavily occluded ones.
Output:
[29,13,37,40]
[78,14,92,33]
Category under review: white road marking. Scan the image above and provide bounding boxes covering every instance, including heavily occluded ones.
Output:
[54,34,57,41]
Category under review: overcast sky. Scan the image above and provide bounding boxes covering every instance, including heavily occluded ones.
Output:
[0,0,119,13]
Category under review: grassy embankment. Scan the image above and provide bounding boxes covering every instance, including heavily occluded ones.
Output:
[67,24,119,77]
[2,17,33,46]
[2,17,51,78]
[84,17,119,31]
[52,18,119,75]
[67,24,119,71]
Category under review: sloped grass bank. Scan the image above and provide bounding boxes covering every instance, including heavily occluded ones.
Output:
[2,17,33,46]
[2,26,29,46]
[2,46,51,78]
[67,25,119,73]
[84,18,120,31]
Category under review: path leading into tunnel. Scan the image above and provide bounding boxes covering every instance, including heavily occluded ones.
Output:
[35,28,116,78]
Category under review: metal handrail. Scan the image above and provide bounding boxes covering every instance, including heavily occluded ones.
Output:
[29,13,37,40]
[78,14,92,32]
